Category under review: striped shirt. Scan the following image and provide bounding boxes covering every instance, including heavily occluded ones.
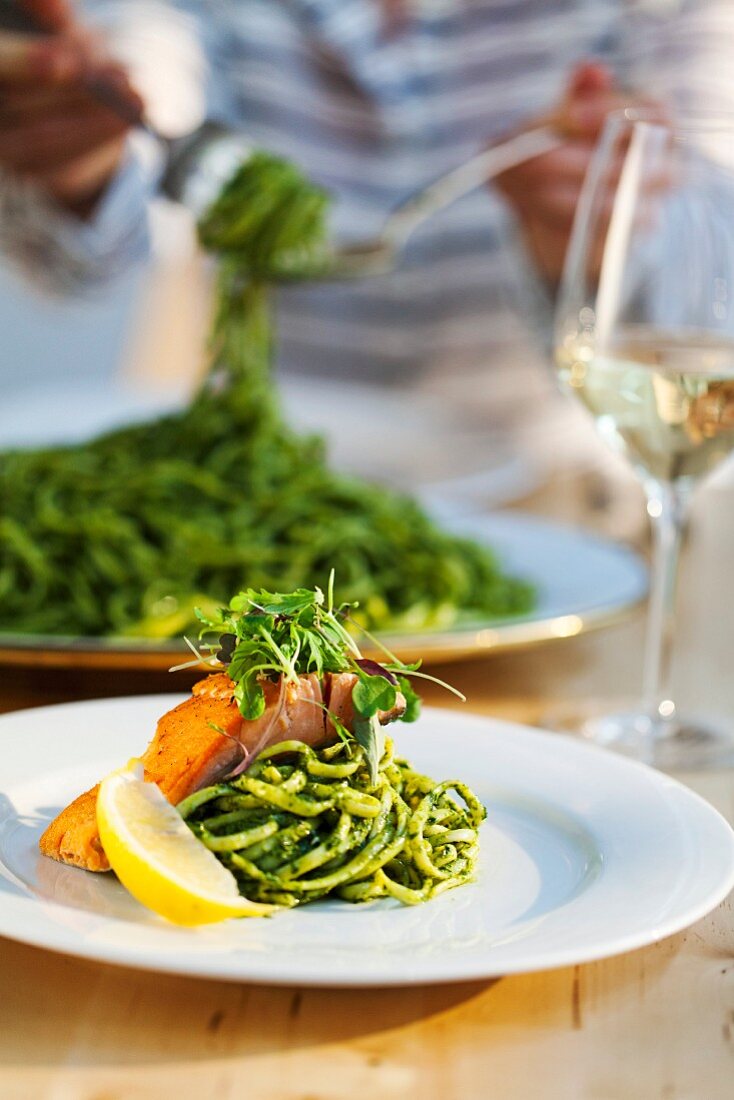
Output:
[2,0,733,396]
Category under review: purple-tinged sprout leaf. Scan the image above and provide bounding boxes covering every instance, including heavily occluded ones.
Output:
[355,658,397,685]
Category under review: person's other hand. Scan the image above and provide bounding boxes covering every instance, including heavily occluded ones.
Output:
[495,62,667,284]
[0,0,143,217]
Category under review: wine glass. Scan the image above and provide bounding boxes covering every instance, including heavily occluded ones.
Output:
[555,109,734,769]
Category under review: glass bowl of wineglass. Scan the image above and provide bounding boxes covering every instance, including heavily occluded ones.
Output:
[555,109,734,769]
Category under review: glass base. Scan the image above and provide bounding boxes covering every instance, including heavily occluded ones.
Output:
[544,699,734,771]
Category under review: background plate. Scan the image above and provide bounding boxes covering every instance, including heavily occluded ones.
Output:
[0,513,647,669]
[0,698,731,987]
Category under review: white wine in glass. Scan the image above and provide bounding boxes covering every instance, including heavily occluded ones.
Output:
[555,110,734,768]
[557,326,734,483]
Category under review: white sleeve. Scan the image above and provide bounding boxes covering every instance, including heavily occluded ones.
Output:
[0,134,160,295]
[0,0,217,295]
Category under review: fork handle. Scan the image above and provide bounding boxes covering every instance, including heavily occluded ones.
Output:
[384,126,561,246]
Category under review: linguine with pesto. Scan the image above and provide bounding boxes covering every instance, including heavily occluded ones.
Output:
[178,737,485,908]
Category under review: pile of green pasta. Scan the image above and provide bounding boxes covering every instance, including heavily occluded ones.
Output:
[0,152,534,639]
[177,737,485,907]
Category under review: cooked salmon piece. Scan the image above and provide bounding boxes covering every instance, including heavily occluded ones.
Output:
[38,674,244,872]
[39,670,404,872]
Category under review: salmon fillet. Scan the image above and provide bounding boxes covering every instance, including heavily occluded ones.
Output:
[39,671,404,872]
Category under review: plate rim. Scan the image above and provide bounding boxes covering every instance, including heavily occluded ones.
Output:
[0,697,732,987]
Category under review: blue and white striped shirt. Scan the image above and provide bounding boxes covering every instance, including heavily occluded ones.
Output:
[2,0,733,391]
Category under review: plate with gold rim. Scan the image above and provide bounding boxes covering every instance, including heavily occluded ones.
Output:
[0,512,647,670]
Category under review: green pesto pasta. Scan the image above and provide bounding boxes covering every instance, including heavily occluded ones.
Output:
[177,737,486,908]
[0,152,534,639]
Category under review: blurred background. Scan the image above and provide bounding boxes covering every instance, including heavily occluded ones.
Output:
[2,0,734,521]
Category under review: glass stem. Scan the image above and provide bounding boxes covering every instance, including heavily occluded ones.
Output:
[642,481,689,724]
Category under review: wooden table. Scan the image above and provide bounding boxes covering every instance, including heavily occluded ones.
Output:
[1,472,733,1100]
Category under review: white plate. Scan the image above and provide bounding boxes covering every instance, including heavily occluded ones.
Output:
[280,377,541,503]
[0,376,539,507]
[0,697,732,987]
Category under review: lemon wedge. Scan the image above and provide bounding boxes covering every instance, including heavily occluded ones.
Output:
[96,759,278,925]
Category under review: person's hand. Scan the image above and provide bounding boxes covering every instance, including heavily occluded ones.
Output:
[495,62,668,284]
[0,0,143,217]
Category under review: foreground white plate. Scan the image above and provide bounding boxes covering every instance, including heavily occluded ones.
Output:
[1,698,731,987]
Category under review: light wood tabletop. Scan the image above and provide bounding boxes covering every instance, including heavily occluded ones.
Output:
[0,469,732,1100]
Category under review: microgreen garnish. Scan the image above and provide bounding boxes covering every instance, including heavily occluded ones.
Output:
[355,659,398,684]
[352,713,385,785]
[352,674,398,719]
[193,577,461,783]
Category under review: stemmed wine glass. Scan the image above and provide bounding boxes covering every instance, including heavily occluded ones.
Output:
[555,109,734,769]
